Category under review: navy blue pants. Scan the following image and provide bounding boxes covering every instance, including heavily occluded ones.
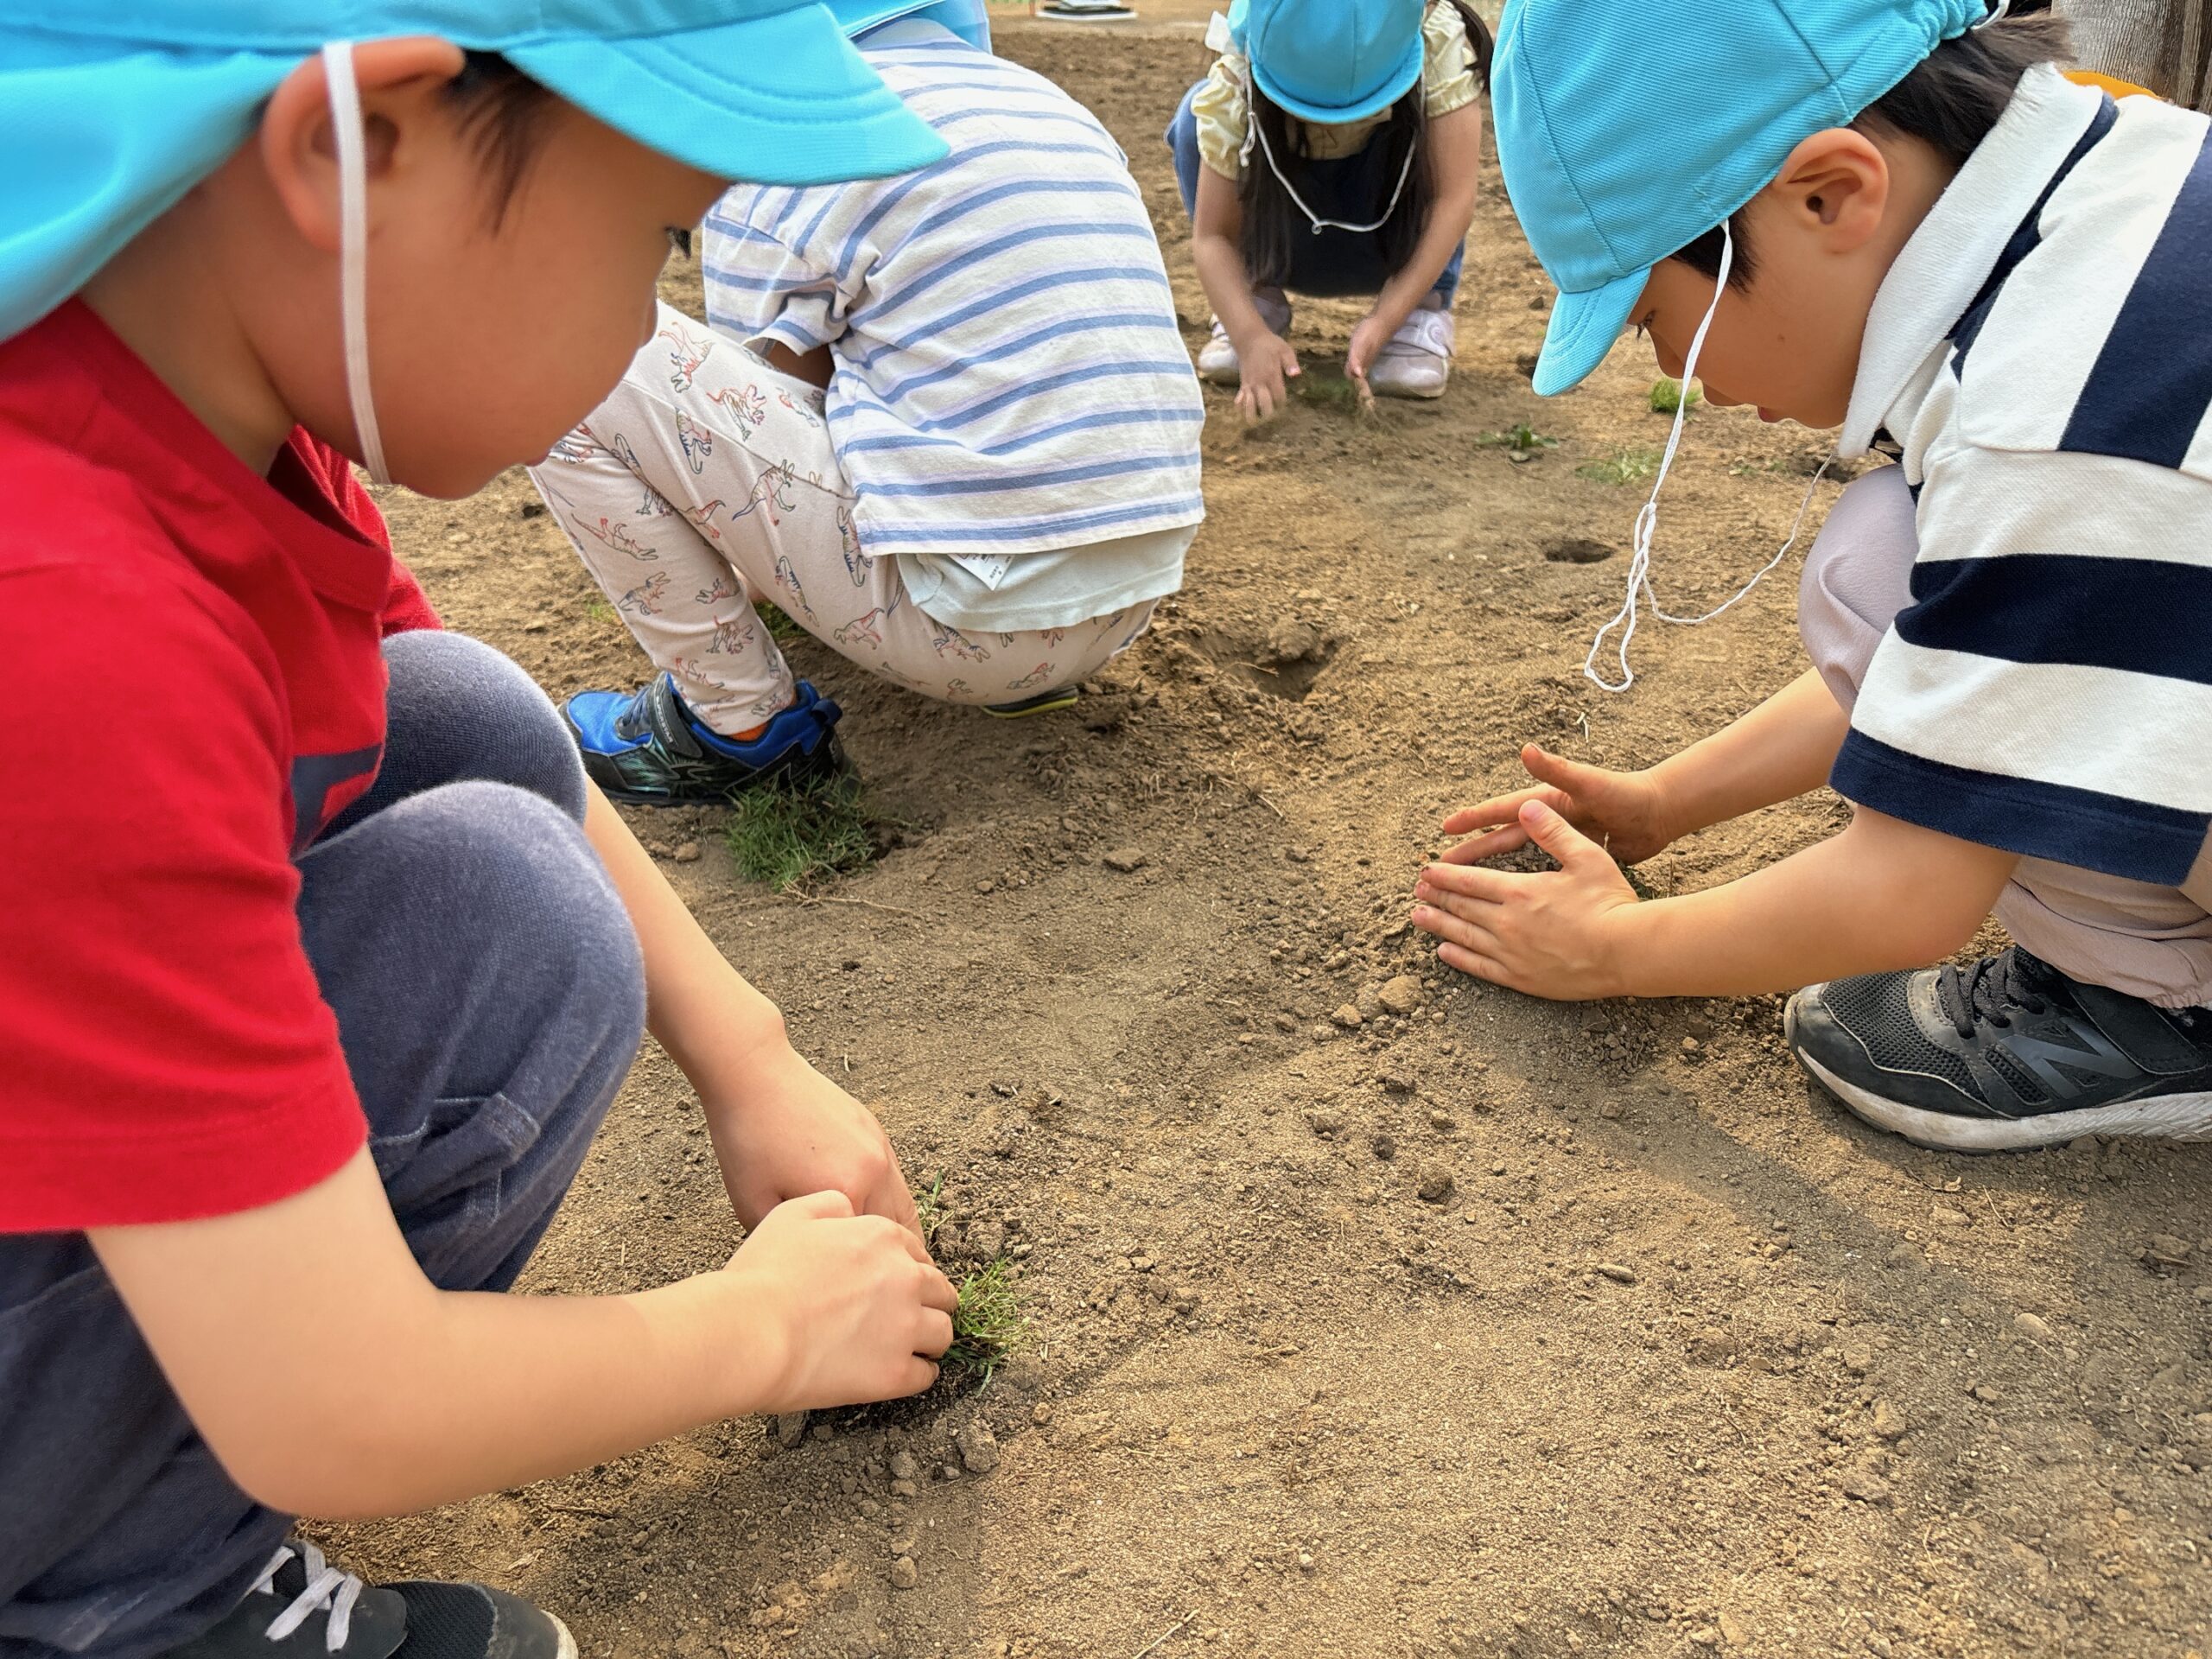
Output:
[1166,79,1464,306]
[0,632,647,1658]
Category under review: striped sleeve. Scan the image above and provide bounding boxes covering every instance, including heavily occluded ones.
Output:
[700,211,845,355]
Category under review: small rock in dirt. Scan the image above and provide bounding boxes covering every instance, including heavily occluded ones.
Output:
[889,1557,918,1591]
[1717,1611,1749,1647]
[1274,1013,1299,1033]
[672,841,702,863]
[1303,1106,1344,1138]
[1332,1003,1363,1029]
[1378,1069,1415,1094]
[1970,1383,2001,1404]
[887,1450,918,1482]
[1872,1400,1908,1440]
[1372,1133,1397,1161]
[2012,1312,2056,1344]
[1599,1101,1622,1121]
[1416,1162,1455,1204]
[1032,1402,1054,1426]
[1102,848,1147,874]
[1378,975,1426,1016]
[1594,1262,1637,1286]
[1428,1109,1457,1132]
[2148,1232,2193,1263]
[955,1421,1001,1475]
[1840,1468,1893,1505]
[646,840,675,859]
[1688,1327,1739,1365]
[1842,1346,1873,1376]
[1931,1205,1970,1228]
[775,1412,809,1449]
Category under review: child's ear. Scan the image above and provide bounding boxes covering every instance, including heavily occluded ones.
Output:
[259,37,468,253]
[1769,127,1891,255]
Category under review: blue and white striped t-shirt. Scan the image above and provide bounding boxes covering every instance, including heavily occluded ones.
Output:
[701,19,1205,586]
[1833,65,2212,909]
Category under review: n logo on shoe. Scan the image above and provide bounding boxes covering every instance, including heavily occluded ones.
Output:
[2002,1023,2140,1102]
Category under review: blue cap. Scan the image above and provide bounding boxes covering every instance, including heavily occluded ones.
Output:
[828,0,992,49]
[0,0,950,342]
[1493,0,1990,396]
[1229,0,1427,126]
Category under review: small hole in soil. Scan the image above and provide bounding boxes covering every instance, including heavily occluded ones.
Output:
[1197,622,1338,701]
[1544,537,1617,564]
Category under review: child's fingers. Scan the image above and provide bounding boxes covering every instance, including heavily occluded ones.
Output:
[1441,792,1536,834]
[915,1306,955,1357]
[917,1262,959,1313]
[1419,861,1515,901]
[1412,899,1498,957]
[1437,941,1506,982]
[1437,827,1533,864]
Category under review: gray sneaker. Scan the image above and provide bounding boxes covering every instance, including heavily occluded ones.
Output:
[164,1541,574,1659]
[1786,946,2212,1151]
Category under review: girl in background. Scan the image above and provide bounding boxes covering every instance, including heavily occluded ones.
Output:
[1168,0,1492,416]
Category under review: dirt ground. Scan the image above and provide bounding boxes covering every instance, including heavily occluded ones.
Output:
[328,14,2212,1658]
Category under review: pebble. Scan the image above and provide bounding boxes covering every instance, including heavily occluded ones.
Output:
[890,1557,918,1591]
[2149,1232,2193,1263]
[1332,1003,1363,1029]
[1872,1400,1908,1441]
[1688,1327,1739,1364]
[1416,1162,1455,1204]
[1102,847,1147,873]
[887,1450,919,1482]
[1378,1070,1415,1094]
[775,1412,809,1449]
[672,841,701,863]
[1274,1013,1299,1033]
[1717,1611,1748,1647]
[2012,1312,2056,1344]
[1842,1346,1873,1376]
[1593,1262,1637,1285]
[1428,1109,1457,1133]
[1840,1468,1893,1505]
[955,1420,1001,1475]
[1032,1402,1054,1426]
[1971,1383,2001,1404]
[1371,1133,1397,1161]
[1378,975,1426,1016]
[1931,1206,1971,1228]
[1303,1106,1344,1138]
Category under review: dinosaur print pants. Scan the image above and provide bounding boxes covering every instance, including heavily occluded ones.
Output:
[529,313,1157,734]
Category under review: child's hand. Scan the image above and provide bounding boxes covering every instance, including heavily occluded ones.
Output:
[1236,331,1300,422]
[704,1042,925,1239]
[1414,801,1643,999]
[1439,744,1675,868]
[1345,309,1396,388]
[724,1191,957,1414]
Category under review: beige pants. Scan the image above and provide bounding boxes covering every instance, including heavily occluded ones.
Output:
[1798,464,2212,1007]
[528,308,1156,733]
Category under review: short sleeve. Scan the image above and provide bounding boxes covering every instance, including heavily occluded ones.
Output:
[706,215,849,358]
[1421,1,1481,118]
[1192,53,1251,183]
[0,564,365,1231]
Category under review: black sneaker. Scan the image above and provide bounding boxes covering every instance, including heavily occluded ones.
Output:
[1786,946,2212,1152]
[164,1540,573,1658]
[564,675,847,806]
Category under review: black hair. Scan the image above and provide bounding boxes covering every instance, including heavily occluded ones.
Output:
[1669,6,2071,289]
[443,51,559,226]
[1238,0,1494,290]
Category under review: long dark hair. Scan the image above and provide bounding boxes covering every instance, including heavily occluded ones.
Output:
[1238,0,1494,288]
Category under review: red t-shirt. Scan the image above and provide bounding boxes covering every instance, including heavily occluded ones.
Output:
[0,301,437,1232]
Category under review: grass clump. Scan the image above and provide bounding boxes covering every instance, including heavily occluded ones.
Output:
[724,772,874,891]
[944,1259,1027,1383]
[1477,422,1558,453]
[1649,377,1702,416]
[1293,369,1365,411]
[760,602,809,645]
[1577,446,1663,486]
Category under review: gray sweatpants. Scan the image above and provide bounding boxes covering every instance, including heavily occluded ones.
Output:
[1799,465,2212,1008]
[0,632,647,1659]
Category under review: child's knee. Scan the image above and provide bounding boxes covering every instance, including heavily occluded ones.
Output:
[1796,466,1921,708]
[381,630,588,822]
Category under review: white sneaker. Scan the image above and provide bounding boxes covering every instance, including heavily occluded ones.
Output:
[1195,289,1292,385]
[1367,305,1455,399]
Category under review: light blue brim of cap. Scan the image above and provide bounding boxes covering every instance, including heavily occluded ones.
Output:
[511,9,947,188]
[1531,264,1652,397]
[1249,33,1424,128]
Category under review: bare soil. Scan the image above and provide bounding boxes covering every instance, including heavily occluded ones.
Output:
[328,17,2212,1658]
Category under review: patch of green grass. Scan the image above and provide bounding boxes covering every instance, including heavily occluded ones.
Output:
[1477,423,1559,452]
[724,772,874,891]
[1577,446,1663,486]
[944,1258,1027,1384]
[1294,369,1364,410]
[1649,377,1702,416]
[586,600,617,623]
[914,1174,945,1245]
[761,602,809,645]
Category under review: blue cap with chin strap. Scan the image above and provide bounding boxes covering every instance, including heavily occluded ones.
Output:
[1492,0,1998,396]
[1228,0,1428,126]
[0,0,950,343]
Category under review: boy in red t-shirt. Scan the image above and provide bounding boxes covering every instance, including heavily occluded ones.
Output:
[0,7,961,1657]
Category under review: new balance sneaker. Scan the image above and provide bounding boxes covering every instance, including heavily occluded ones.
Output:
[164,1540,573,1659]
[1786,946,2212,1152]
[984,685,1080,718]
[1195,289,1292,385]
[1365,305,1454,400]
[564,675,846,806]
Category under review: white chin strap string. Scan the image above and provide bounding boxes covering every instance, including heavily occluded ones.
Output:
[321,41,391,486]
[1585,221,1834,693]
[1240,67,1419,235]
[1978,0,2012,26]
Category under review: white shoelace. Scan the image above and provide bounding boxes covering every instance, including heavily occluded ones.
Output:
[248,1541,366,1651]
[1585,222,1834,692]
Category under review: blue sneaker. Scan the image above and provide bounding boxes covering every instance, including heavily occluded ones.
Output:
[563,676,848,806]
